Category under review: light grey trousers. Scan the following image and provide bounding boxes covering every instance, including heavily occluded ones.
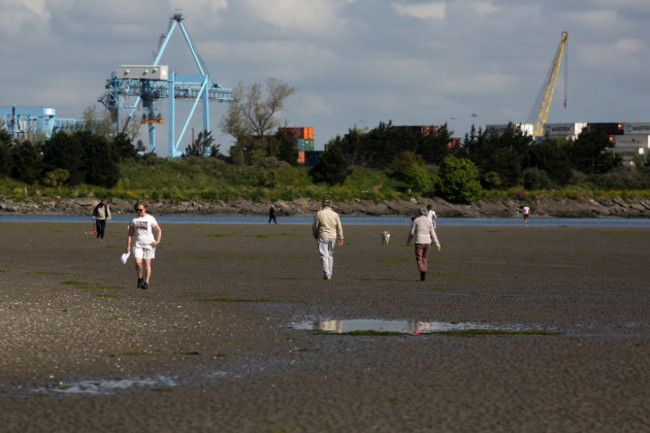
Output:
[317,237,336,277]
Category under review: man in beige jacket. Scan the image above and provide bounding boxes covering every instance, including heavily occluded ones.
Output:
[312,199,344,280]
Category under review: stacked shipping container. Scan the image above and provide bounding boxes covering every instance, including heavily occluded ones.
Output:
[544,122,587,139]
[279,127,315,164]
[613,122,650,162]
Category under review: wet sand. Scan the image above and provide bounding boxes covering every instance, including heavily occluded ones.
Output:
[0,222,648,432]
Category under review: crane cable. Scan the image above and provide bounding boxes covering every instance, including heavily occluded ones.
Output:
[564,38,569,110]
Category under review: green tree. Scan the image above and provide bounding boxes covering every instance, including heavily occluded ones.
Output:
[42,131,86,185]
[389,151,431,193]
[0,129,12,177]
[11,140,43,184]
[438,155,481,204]
[275,130,299,165]
[523,138,572,186]
[184,130,215,158]
[569,129,620,174]
[82,131,120,188]
[310,141,351,185]
[464,123,532,188]
[44,168,70,187]
[419,124,452,165]
[112,132,137,161]
[522,167,552,190]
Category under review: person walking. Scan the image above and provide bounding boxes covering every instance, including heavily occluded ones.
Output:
[426,204,437,228]
[92,198,112,241]
[268,204,278,224]
[125,201,162,290]
[312,199,344,280]
[521,205,530,227]
[407,207,441,281]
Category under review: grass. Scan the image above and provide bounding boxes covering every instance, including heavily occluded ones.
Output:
[63,280,123,290]
[2,153,648,204]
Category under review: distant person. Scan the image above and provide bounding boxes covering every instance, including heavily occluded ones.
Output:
[126,201,162,290]
[312,199,344,280]
[268,204,277,224]
[407,207,441,281]
[92,198,112,241]
[426,204,437,228]
[521,205,530,227]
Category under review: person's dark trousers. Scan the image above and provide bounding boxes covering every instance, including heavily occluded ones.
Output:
[96,219,107,239]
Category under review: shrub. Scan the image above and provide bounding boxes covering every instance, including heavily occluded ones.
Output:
[522,167,552,190]
[438,155,481,204]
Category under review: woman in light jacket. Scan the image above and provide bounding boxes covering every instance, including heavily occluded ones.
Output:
[406,207,441,281]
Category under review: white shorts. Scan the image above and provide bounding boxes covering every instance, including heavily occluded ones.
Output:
[133,245,156,260]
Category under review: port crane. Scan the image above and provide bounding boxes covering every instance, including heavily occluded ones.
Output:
[99,13,232,156]
[527,31,568,138]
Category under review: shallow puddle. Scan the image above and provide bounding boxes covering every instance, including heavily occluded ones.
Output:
[32,375,177,396]
[292,319,540,334]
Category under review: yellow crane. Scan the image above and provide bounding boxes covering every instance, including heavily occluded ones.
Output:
[528,31,568,137]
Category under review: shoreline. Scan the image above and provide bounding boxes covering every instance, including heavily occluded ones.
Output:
[1,195,649,218]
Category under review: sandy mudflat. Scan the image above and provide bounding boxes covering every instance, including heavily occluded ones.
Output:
[0,221,648,432]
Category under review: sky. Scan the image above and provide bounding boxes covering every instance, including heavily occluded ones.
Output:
[2,0,650,156]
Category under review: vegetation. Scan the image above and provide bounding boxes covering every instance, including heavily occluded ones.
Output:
[0,82,649,205]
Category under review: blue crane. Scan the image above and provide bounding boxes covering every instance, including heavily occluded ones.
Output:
[99,13,233,156]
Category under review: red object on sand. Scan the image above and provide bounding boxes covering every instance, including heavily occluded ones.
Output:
[84,222,96,235]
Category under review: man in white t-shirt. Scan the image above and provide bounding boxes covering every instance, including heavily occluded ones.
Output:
[126,201,162,290]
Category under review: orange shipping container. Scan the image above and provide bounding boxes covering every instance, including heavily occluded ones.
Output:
[279,126,313,140]
[297,150,305,164]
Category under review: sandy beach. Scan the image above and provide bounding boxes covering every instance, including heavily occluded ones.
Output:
[0,221,648,432]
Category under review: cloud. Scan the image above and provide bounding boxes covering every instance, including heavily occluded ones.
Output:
[238,0,345,35]
[470,1,500,16]
[3,0,48,16]
[615,38,643,53]
[391,2,446,20]
[441,73,511,96]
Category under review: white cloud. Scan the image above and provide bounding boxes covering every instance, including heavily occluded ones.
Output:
[470,1,499,16]
[3,0,48,16]
[239,0,344,35]
[615,38,642,53]
[392,2,446,20]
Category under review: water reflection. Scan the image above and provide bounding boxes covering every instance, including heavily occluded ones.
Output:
[293,319,508,334]
[32,375,177,396]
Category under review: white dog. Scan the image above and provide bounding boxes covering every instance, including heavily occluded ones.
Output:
[381,231,391,245]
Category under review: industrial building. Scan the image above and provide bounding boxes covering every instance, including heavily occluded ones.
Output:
[0,106,84,139]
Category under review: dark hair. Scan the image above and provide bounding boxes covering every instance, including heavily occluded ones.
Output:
[133,200,148,211]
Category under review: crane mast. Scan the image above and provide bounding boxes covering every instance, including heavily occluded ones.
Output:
[99,13,233,156]
[530,31,568,138]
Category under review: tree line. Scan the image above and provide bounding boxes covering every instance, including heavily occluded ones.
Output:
[2,76,649,204]
[311,121,650,203]
[0,128,136,189]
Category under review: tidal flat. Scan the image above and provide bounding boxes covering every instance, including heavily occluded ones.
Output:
[0,222,648,432]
